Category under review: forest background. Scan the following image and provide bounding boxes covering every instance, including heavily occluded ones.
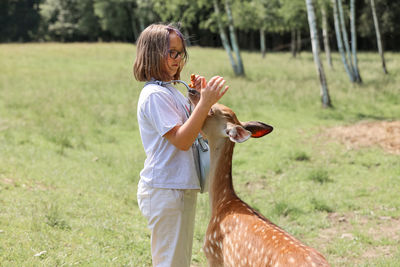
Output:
[1,0,399,52]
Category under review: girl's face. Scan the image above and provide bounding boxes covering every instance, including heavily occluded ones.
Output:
[165,31,184,80]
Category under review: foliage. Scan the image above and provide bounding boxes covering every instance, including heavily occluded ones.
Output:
[40,0,100,41]
[0,0,42,42]
[279,0,308,31]
[1,0,400,51]
[359,0,400,38]
[232,0,282,32]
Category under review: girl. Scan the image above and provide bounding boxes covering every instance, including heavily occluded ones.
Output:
[134,24,229,267]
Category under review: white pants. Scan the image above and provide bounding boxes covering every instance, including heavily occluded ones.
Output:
[137,180,198,267]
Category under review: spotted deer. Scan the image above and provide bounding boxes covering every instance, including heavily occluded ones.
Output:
[199,103,330,267]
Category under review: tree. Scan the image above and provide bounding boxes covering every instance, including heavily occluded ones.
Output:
[305,0,332,108]
[319,0,333,69]
[359,0,400,52]
[40,0,101,41]
[232,0,281,58]
[334,0,361,83]
[370,0,388,74]
[225,0,244,75]
[350,0,362,82]
[331,0,354,82]
[279,0,308,57]
[93,0,149,42]
[211,0,244,76]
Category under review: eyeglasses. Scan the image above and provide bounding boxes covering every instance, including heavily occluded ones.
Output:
[168,50,185,60]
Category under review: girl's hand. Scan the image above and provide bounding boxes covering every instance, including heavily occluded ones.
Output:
[199,76,229,108]
[192,74,205,93]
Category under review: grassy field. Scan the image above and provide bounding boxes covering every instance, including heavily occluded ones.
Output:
[0,43,399,266]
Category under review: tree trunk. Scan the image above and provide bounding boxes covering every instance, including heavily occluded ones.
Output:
[321,4,333,69]
[225,0,245,76]
[370,0,388,74]
[337,0,356,79]
[124,3,139,41]
[297,29,302,54]
[305,0,332,108]
[213,0,238,74]
[350,0,362,82]
[332,0,355,82]
[260,28,266,58]
[291,29,297,57]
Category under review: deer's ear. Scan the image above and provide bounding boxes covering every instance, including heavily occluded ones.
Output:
[242,121,273,138]
[225,123,251,143]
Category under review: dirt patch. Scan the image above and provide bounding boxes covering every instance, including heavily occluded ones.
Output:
[323,120,400,155]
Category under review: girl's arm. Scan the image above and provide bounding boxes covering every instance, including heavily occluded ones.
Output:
[163,76,229,151]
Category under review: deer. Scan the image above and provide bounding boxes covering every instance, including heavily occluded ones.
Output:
[197,102,330,267]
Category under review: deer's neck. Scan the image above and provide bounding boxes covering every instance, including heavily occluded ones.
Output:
[208,138,237,212]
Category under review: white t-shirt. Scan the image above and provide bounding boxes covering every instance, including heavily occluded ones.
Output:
[137,82,200,189]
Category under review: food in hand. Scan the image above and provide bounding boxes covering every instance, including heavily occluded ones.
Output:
[188,74,196,88]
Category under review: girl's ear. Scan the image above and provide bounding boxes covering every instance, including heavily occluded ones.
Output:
[225,123,252,143]
[242,121,273,138]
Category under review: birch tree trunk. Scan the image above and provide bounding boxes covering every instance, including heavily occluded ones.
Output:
[260,28,266,58]
[321,4,333,69]
[332,0,355,82]
[350,0,362,82]
[370,0,388,74]
[305,0,332,108]
[337,0,356,79]
[213,0,238,74]
[225,0,245,76]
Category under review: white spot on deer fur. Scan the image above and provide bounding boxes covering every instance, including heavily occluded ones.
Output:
[221,224,225,232]
[306,256,312,261]
[210,246,215,255]
[289,257,295,263]
[272,235,276,240]
[204,247,210,253]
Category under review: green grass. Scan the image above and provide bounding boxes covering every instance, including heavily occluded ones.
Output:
[0,43,399,266]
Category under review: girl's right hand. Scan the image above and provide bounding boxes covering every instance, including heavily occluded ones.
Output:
[199,76,229,108]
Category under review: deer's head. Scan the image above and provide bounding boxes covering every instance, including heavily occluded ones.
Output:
[202,103,273,143]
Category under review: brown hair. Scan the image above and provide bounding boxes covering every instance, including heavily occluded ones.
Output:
[133,24,188,82]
